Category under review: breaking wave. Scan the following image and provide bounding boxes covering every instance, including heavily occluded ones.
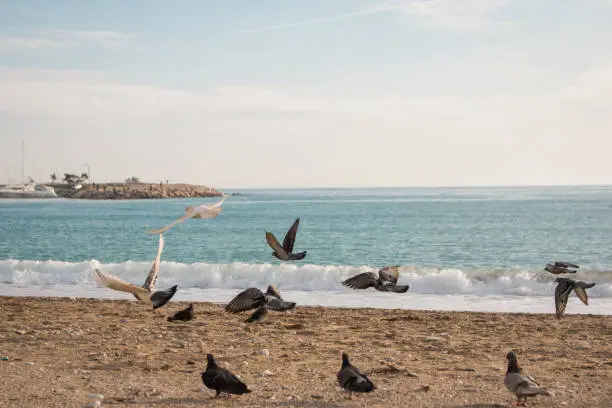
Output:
[1,259,611,298]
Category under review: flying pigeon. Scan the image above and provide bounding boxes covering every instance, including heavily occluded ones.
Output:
[337,352,376,399]
[554,277,596,318]
[342,266,410,293]
[201,354,251,398]
[545,261,579,275]
[92,233,177,309]
[93,269,178,310]
[224,285,296,323]
[147,194,229,234]
[167,303,194,322]
[265,217,307,261]
[504,351,551,406]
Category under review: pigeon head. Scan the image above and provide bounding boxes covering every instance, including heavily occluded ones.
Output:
[341,352,350,366]
[205,354,217,368]
[506,351,518,361]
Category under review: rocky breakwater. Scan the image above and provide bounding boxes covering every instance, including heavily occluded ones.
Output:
[53,183,222,200]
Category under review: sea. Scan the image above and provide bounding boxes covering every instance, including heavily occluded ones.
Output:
[1,186,611,315]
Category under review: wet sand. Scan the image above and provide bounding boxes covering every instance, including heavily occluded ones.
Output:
[0,296,610,408]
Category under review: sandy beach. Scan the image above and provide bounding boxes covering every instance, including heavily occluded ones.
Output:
[0,296,610,408]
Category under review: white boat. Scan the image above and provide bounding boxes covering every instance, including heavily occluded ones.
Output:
[0,182,58,198]
[0,140,58,198]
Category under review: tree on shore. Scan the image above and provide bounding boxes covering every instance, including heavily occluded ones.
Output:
[50,173,57,184]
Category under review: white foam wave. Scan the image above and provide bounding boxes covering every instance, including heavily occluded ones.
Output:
[1,259,611,298]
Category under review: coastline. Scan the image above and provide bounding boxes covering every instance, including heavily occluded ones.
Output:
[45,182,222,200]
[1,296,610,408]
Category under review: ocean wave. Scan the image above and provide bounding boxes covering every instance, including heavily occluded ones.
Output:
[0,259,611,298]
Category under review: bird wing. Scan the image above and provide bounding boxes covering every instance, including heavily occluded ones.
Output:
[225,288,265,313]
[341,272,379,290]
[266,297,296,311]
[555,261,579,269]
[265,232,289,259]
[211,194,230,208]
[378,265,400,283]
[573,286,589,306]
[246,305,269,323]
[143,233,164,291]
[92,269,152,305]
[147,209,197,234]
[376,283,410,293]
[282,218,300,253]
[555,279,573,318]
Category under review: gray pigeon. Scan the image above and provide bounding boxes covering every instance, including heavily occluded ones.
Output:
[201,354,251,398]
[504,351,551,406]
[265,218,307,261]
[224,285,296,323]
[545,261,579,275]
[337,352,376,399]
[554,277,596,318]
[342,266,409,293]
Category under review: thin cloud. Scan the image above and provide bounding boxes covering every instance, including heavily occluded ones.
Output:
[0,28,131,52]
[238,0,511,34]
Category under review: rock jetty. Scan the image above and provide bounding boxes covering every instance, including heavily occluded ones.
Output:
[50,183,222,200]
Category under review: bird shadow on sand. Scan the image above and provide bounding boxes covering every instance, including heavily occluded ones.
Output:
[104,397,341,407]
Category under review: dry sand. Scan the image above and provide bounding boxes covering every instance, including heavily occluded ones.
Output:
[0,296,610,408]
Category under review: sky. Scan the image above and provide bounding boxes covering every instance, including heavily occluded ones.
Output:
[0,0,611,188]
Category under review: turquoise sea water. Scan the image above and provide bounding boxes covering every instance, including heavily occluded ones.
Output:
[1,186,611,314]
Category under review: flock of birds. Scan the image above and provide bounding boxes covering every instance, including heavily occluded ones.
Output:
[89,194,600,404]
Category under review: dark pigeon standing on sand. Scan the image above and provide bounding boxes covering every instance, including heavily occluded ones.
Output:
[545,261,579,275]
[554,277,596,318]
[265,217,307,261]
[225,285,296,323]
[342,266,410,293]
[337,352,376,399]
[201,354,251,398]
[167,303,194,322]
[504,351,551,406]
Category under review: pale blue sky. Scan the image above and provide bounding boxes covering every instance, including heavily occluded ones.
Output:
[1,0,611,188]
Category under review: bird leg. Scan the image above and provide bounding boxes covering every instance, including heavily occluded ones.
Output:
[213,391,221,399]
[226,393,231,399]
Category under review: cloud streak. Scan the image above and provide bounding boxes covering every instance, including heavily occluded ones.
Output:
[238,0,511,34]
[0,29,130,52]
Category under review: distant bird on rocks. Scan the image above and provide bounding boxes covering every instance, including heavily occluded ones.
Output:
[337,352,376,399]
[265,217,307,261]
[342,266,410,293]
[147,194,229,234]
[201,353,251,398]
[92,233,178,309]
[504,351,551,406]
[225,285,296,323]
[554,277,596,318]
[167,303,194,322]
[545,261,579,275]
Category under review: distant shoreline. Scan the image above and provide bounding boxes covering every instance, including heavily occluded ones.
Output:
[45,182,222,200]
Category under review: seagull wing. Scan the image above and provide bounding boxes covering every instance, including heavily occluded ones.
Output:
[554,279,573,318]
[225,288,265,313]
[143,233,164,291]
[147,208,197,234]
[282,218,300,253]
[341,272,379,290]
[211,194,230,208]
[93,269,152,305]
[572,286,590,306]
[265,232,289,259]
[266,296,296,311]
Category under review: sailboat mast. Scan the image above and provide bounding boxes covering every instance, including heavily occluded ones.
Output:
[21,139,25,184]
